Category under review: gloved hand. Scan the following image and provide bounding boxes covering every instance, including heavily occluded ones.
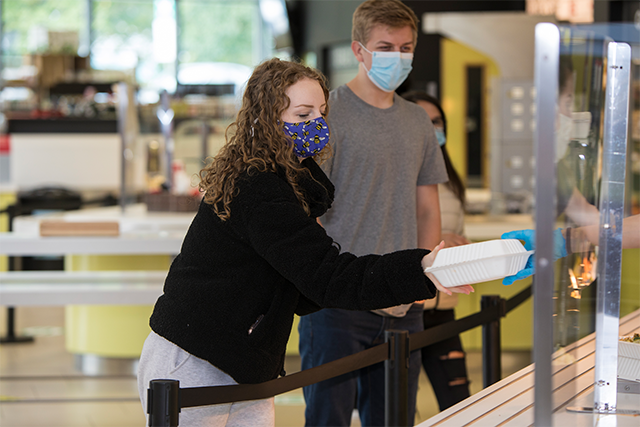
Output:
[500,228,567,285]
[501,229,535,285]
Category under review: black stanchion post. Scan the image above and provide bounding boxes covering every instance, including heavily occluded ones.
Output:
[148,379,180,427]
[481,295,505,388]
[1,205,34,344]
[384,329,409,427]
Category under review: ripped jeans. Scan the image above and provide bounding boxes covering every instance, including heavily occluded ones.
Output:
[421,309,471,411]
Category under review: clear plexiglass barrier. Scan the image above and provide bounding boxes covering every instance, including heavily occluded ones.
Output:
[533,22,636,426]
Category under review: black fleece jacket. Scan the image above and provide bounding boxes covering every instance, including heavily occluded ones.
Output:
[149,158,437,384]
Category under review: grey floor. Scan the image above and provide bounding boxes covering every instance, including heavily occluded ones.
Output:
[0,307,531,426]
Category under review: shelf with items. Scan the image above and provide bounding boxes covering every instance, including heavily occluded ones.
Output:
[137,85,239,201]
[2,53,133,125]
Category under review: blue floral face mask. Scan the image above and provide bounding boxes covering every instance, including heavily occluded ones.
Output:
[359,43,413,92]
[283,117,330,158]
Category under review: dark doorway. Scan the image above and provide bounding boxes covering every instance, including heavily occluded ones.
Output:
[466,66,484,188]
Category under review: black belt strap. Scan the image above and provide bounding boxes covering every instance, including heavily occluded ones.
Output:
[411,284,531,351]
[181,342,389,407]
[178,284,533,407]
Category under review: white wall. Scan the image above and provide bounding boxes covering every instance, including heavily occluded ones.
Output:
[10,134,122,192]
[423,12,558,79]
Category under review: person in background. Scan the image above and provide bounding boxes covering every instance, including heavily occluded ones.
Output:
[298,1,450,426]
[502,55,640,284]
[137,57,473,427]
[401,91,472,411]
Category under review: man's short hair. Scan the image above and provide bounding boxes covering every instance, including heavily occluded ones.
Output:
[352,0,419,46]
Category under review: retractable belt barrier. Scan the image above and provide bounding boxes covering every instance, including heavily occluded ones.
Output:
[147,285,532,426]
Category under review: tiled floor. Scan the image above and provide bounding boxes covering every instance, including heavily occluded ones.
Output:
[0,307,531,426]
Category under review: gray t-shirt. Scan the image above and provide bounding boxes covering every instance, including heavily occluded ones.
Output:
[321,84,448,257]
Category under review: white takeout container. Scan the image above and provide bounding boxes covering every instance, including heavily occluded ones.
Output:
[618,340,640,382]
[423,239,534,288]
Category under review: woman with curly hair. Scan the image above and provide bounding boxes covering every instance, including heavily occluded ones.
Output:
[137,57,473,427]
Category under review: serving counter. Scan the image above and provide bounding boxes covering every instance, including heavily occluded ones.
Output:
[418,309,640,426]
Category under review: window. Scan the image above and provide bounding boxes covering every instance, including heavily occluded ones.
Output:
[2,0,292,102]
[2,0,84,85]
[93,0,292,98]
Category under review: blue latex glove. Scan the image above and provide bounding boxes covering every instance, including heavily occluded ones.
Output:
[500,228,567,285]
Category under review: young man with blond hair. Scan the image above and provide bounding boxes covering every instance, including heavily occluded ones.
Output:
[299,1,448,425]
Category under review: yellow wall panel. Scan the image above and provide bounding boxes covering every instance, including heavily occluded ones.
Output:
[441,38,500,186]
[457,278,533,351]
[621,248,640,318]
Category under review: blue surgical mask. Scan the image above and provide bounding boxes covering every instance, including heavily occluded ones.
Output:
[283,117,330,158]
[359,43,413,92]
[435,129,446,147]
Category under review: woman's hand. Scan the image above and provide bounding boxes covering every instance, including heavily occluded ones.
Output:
[442,233,471,248]
[421,240,474,296]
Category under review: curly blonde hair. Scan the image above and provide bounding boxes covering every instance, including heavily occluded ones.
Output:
[199,58,331,220]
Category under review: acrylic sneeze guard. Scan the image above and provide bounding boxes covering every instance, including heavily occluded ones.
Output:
[533,22,633,426]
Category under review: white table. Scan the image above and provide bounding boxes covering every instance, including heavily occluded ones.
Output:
[0,204,195,367]
[0,270,166,306]
[0,232,186,256]
[0,203,193,256]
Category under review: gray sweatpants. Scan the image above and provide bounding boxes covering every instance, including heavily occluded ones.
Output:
[137,331,275,427]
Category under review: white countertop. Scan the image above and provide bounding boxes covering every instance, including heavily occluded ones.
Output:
[11,203,195,236]
[0,204,194,255]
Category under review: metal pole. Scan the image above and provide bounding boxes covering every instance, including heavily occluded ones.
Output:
[566,38,634,419]
[0,307,34,343]
[384,330,409,427]
[482,295,503,388]
[175,0,180,86]
[79,0,93,57]
[147,379,180,427]
[5,307,16,340]
[201,120,209,165]
[158,90,175,190]
[533,23,560,427]
[593,41,631,413]
[0,0,3,87]
[116,82,129,212]
[1,206,33,344]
